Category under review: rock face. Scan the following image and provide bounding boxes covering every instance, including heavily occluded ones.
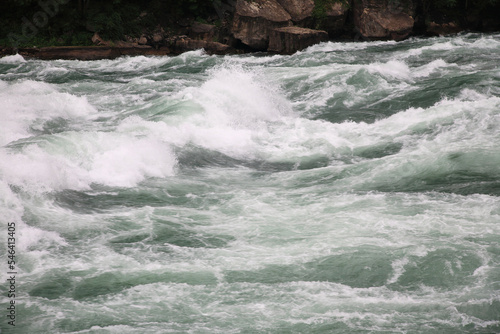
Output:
[276,0,315,24]
[268,26,328,54]
[189,22,216,41]
[353,0,415,40]
[322,2,349,37]
[231,0,348,50]
[232,0,291,50]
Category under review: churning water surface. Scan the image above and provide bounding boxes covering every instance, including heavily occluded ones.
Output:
[1,33,500,333]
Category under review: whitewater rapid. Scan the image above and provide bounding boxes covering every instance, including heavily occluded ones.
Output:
[1,33,499,333]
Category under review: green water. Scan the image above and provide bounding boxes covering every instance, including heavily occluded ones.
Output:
[0,33,500,333]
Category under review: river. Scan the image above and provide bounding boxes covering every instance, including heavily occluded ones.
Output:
[1,33,499,333]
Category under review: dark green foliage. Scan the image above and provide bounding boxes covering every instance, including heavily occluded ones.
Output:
[423,0,500,28]
[0,0,499,47]
[86,1,143,40]
[313,0,348,21]
[312,0,349,30]
[0,0,223,47]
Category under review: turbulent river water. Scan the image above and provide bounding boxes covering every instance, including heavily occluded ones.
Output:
[1,33,500,333]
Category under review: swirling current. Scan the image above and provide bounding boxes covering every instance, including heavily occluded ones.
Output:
[0,33,499,333]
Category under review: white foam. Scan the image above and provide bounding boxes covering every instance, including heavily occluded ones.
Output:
[179,48,207,59]
[38,65,70,76]
[0,179,67,262]
[305,40,397,53]
[387,257,410,284]
[194,70,290,128]
[17,223,68,253]
[0,54,26,63]
[469,35,500,48]
[111,55,172,70]
[0,180,24,223]
[412,58,450,78]
[117,64,296,159]
[87,134,177,187]
[0,80,97,146]
[54,55,173,73]
[225,53,284,65]
[367,60,411,81]
[0,131,177,192]
[401,40,456,58]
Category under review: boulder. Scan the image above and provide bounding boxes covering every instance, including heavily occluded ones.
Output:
[275,0,347,37]
[353,0,415,41]
[276,0,315,24]
[231,0,292,50]
[91,32,107,46]
[138,35,148,45]
[426,21,462,36]
[152,28,165,43]
[189,22,216,41]
[268,26,328,54]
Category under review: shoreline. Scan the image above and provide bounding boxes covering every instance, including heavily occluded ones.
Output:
[1,45,170,61]
[2,0,499,61]
[0,31,497,61]
[0,38,245,61]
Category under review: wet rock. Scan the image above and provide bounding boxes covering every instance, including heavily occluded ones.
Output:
[231,0,291,50]
[268,26,328,54]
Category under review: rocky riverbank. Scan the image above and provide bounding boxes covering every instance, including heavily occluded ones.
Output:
[1,0,499,60]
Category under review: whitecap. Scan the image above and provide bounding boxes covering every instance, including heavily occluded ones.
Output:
[0,54,26,63]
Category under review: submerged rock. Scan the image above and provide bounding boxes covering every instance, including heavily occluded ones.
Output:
[268,26,328,54]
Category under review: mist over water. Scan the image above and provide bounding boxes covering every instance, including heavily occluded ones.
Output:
[1,33,500,333]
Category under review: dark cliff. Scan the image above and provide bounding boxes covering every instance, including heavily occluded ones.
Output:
[1,0,499,57]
